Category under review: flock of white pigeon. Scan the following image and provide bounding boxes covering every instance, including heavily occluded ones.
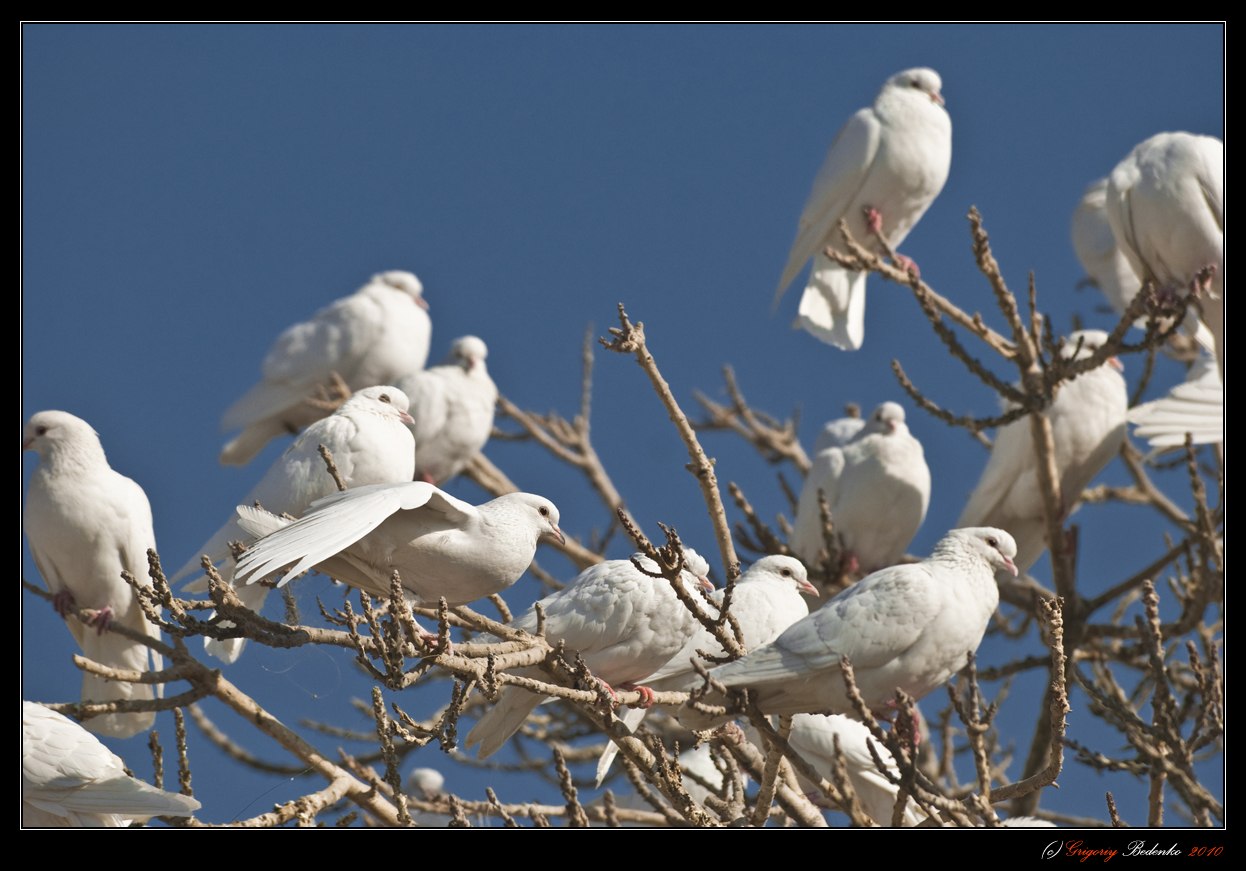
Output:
[22,67,1221,827]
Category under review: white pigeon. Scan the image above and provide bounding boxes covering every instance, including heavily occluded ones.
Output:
[1073,177,1216,349]
[395,335,498,484]
[1127,355,1223,450]
[790,402,931,573]
[957,330,1128,572]
[773,68,952,350]
[175,386,417,663]
[1104,132,1224,375]
[594,555,817,785]
[464,549,715,760]
[220,270,432,465]
[788,713,928,826]
[23,411,164,738]
[233,481,564,607]
[699,528,1016,719]
[22,702,200,827]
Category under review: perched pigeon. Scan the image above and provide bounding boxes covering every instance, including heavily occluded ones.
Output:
[233,482,564,607]
[787,713,1054,826]
[175,386,417,663]
[790,402,930,573]
[22,702,200,827]
[464,550,714,760]
[697,528,1016,720]
[396,335,498,484]
[788,713,927,826]
[1104,132,1224,375]
[774,68,952,350]
[23,411,164,738]
[1127,355,1223,450]
[1073,177,1215,349]
[595,555,816,785]
[220,270,432,465]
[957,330,1127,572]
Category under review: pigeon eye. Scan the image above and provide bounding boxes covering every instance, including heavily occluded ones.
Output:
[538,505,549,517]
[379,393,391,404]
[909,79,922,89]
[986,536,998,548]
[780,568,792,578]
[35,426,47,436]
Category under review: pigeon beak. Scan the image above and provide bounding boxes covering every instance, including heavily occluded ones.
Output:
[1003,557,1018,577]
[416,296,430,311]
[799,579,820,597]
[546,524,566,547]
[697,576,714,593]
[398,410,416,425]
[931,91,945,106]
[21,435,35,451]
[1108,355,1124,372]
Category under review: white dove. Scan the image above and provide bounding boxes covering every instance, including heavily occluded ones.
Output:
[697,528,1016,720]
[220,270,432,465]
[1127,355,1223,450]
[787,713,928,826]
[23,411,164,738]
[1073,177,1216,349]
[175,386,417,663]
[594,555,817,785]
[22,702,201,827]
[233,481,564,607]
[957,330,1127,573]
[1104,132,1224,375]
[395,335,498,484]
[790,402,931,574]
[787,713,1054,826]
[774,68,952,350]
[464,549,715,760]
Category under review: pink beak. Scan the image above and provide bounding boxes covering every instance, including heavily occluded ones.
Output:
[1108,356,1123,372]
[398,410,416,425]
[799,580,820,597]
[1002,557,1018,577]
[931,92,945,106]
[416,296,430,311]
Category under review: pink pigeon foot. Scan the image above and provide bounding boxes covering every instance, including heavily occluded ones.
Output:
[592,677,620,707]
[52,590,76,618]
[865,206,883,236]
[416,625,452,655]
[893,253,921,277]
[621,683,656,709]
[87,605,115,635]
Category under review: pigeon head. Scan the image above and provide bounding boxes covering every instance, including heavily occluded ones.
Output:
[863,401,907,436]
[501,493,564,547]
[885,67,945,107]
[22,410,101,456]
[373,270,428,309]
[448,335,489,372]
[947,527,1018,577]
[344,385,416,425]
[748,555,819,597]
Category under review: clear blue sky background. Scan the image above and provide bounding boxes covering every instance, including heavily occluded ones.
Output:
[22,24,1223,827]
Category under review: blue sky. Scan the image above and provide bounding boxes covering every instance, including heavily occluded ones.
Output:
[22,24,1223,827]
